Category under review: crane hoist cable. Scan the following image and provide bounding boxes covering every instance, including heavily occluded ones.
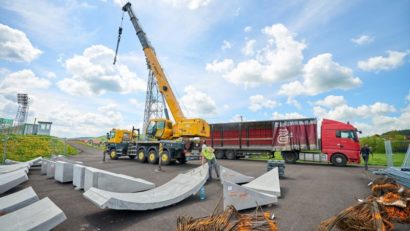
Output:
[113,11,125,65]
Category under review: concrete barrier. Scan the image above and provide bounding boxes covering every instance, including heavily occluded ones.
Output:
[73,164,85,190]
[46,160,56,179]
[243,167,281,197]
[0,187,39,214]
[54,161,74,183]
[41,159,49,175]
[0,197,66,230]
[83,164,208,210]
[83,167,155,193]
[219,165,255,184]
[222,180,277,211]
[0,170,29,194]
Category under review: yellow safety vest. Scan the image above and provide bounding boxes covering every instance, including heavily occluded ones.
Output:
[203,147,215,160]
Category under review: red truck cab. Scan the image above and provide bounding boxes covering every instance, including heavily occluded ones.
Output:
[321,119,361,166]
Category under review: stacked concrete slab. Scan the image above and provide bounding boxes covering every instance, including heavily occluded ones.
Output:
[54,160,83,183]
[0,197,66,230]
[46,160,56,179]
[219,166,254,184]
[0,187,38,214]
[0,163,29,175]
[221,166,281,211]
[0,170,29,194]
[83,166,155,193]
[83,164,208,210]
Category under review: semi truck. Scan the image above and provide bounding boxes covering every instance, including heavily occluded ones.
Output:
[205,118,361,166]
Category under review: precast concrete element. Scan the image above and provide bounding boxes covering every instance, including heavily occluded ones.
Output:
[0,169,29,194]
[219,165,255,184]
[222,180,277,211]
[41,159,49,175]
[73,164,85,190]
[0,197,67,231]
[46,160,56,179]
[0,163,29,175]
[54,161,74,183]
[83,167,155,193]
[0,187,39,214]
[243,167,281,197]
[83,164,209,210]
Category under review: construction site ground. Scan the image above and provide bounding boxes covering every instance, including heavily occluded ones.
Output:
[5,142,408,231]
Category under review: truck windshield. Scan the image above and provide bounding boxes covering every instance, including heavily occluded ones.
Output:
[110,131,116,139]
[336,130,358,142]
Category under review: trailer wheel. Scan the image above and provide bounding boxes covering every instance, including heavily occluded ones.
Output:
[148,150,159,164]
[331,153,347,167]
[215,150,224,159]
[109,149,118,160]
[282,151,297,164]
[137,149,146,162]
[226,150,236,160]
[160,150,171,165]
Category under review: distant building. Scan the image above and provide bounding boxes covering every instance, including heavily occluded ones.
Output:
[37,121,52,135]
[0,121,52,136]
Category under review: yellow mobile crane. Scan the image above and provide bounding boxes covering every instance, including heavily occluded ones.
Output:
[105,2,210,165]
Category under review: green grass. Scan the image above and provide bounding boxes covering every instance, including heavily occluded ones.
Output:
[76,141,105,151]
[246,152,406,167]
[0,134,78,162]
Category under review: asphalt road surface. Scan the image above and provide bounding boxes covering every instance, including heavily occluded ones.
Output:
[4,142,408,230]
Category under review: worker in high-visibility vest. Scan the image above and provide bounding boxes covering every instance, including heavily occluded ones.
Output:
[201,140,220,181]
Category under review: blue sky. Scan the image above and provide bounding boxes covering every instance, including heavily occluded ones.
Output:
[0,0,409,138]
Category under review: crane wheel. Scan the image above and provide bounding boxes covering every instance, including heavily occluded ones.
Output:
[137,149,146,162]
[110,150,118,160]
[161,150,171,165]
[148,150,159,164]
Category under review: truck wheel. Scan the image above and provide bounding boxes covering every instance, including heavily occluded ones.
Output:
[129,155,136,160]
[215,150,224,159]
[109,149,118,160]
[137,149,146,162]
[148,150,159,164]
[160,150,171,165]
[331,153,347,167]
[226,150,236,160]
[282,151,297,164]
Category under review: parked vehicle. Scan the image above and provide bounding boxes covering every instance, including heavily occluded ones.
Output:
[205,118,361,166]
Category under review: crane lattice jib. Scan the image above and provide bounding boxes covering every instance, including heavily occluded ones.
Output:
[122,3,185,123]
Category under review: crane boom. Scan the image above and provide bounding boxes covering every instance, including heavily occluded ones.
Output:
[121,2,209,139]
[122,2,185,123]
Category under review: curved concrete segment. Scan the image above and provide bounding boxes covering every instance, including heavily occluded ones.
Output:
[219,165,255,184]
[243,167,281,197]
[83,167,155,193]
[0,187,39,214]
[0,163,29,175]
[83,164,209,210]
[0,170,29,194]
[0,197,66,231]
[223,180,277,211]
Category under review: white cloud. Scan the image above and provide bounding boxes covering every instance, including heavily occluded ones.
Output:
[224,23,306,87]
[315,95,346,108]
[180,85,217,117]
[358,50,409,72]
[241,40,256,56]
[244,26,252,33]
[351,34,374,45]
[286,97,302,109]
[1,1,94,50]
[205,59,234,73]
[248,95,279,112]
[221,40,232,50]
[0,23,42,62]
[57,45,146,96]
[272,112,305,120]
[279,53,361,96]
[161,0,212,10]
[406,91,410,102]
